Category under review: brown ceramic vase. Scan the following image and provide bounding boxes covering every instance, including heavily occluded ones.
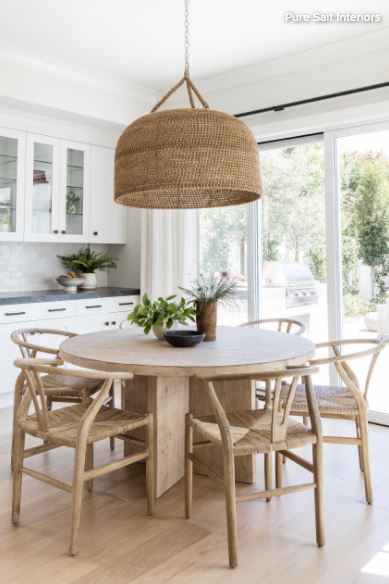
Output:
[196,301,217,342]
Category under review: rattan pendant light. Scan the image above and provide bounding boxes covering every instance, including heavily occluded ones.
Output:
[114,0,261,209]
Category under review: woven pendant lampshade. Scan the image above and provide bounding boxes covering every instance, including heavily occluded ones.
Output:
[114,3,261,209]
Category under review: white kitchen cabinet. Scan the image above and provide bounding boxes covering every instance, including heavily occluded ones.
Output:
[89,146,125,244]
[59,141,90,243]
[0,127,26,241]
[25,136,90,242]
[24,134,60,242]
[0,293,139,406]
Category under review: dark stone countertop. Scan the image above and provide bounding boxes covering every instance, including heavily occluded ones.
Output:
[0,287,140,305]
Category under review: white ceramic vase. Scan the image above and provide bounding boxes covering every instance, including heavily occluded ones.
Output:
[152,322,177,340]
[80,272,97,289]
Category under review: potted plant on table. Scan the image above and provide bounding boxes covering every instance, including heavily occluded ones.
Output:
[58,246,117,289]
[180,274,237,341]
[127,293,196,339]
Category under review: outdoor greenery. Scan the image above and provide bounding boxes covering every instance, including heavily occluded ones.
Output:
[127,294,196,335]
[180,274,238,305]
[199,141,389,319]
[58,246,117,274]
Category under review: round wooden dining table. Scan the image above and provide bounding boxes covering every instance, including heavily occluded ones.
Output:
[60,326,315,497]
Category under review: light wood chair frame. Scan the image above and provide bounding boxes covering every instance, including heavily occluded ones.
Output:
[12,358,154,556]
[239,317,306,335]
[10,328,118,469]
[239,318,306,409]
[290,338,384,504]
[185,365,324,569]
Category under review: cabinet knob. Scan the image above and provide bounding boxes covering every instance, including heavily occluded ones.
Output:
[104,321,109,326]
[53,230,58,234]
[93,231,98,236]
[61,230,66,235]
[111,321,117,326]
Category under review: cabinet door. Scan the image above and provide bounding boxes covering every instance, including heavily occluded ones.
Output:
[24,134,60,242]
[59,141,90,242]
[89,146,125,244]
[0,128,25,241]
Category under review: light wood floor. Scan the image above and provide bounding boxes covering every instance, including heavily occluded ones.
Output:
[2,407,389,584]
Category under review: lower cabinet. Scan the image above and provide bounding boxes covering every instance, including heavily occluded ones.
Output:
[0,295,138,407]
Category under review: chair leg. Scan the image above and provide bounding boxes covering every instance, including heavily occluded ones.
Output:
[264,453,272,502]
[69,441,87,557]
[12,429,25,524]
[85,444,94,493]
[109,386,115,451]
[11,374,25,471]
[185,414,193,519]
[312,441,325,547]
[223,447,238,569]
[275,452,283,488]
[145,413,154,516]
[47,398,52,412]
[355,417,364,472]
[358,413,373,504]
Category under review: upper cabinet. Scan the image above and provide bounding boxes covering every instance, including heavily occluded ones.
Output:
[24,136,90,242]
[89,146,126,244]
[0,128,25,241]
[0,128,124,245]
[59,141,90,243]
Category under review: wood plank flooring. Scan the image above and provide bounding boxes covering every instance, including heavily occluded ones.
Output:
[1,406,389,583]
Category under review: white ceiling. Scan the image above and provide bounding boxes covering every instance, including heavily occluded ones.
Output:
[0,0,388,90]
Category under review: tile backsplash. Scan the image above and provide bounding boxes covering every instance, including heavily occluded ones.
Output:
[0,243,109,292]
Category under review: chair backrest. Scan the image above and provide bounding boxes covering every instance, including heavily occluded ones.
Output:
[13,358,134,433]
[239,318,305,336]
[196,365,320,446]
[311,338,384,401]
[11,328,77,359]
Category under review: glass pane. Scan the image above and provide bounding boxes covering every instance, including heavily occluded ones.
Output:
[0,135,17,233]
[338,130,389,415]
[65,148,84,235]
[199,205,249,324]
[32,142,54,234]
[260,140,328,382]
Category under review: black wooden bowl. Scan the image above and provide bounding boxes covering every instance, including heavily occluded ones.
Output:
[164,330,205,348]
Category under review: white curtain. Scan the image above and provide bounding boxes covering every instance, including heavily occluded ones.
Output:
[140,209,198,299]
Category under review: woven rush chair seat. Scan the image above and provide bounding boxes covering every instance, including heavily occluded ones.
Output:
[280,383,360,416]
[41,373,102,397]
[20,401,147,447]
[192,409,316,455]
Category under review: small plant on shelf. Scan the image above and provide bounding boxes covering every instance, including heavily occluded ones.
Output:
[180,274,237,341]
[127,293,196,339]
[57,246,117,289]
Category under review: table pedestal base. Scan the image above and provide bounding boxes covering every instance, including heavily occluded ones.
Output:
[124,375,256,498]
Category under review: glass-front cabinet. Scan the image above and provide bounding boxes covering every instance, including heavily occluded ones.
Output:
[0,128,25,241]
[59,142,89,242]
[25,135,89,242]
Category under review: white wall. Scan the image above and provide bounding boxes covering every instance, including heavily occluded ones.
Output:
[0,243,109,292]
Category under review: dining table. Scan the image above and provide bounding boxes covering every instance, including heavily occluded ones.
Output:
[60,326,315,497]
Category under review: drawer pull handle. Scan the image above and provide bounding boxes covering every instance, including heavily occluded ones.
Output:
[118,302,134,306]
[48,308,67,313]
[111,321,117,326]
[5,311,26,316]
[85,305,102,309]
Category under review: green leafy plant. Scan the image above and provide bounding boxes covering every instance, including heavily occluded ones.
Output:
[180,274,238,305]
[127,294,196,335]
[58,247,117,274]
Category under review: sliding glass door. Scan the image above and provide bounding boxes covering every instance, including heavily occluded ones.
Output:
[335,126,389,423]
[259,136,329,343]
[198,123,389,422]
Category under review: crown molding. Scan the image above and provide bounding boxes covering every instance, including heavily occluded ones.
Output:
[0,41,156,106]
[163,28,389,100]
